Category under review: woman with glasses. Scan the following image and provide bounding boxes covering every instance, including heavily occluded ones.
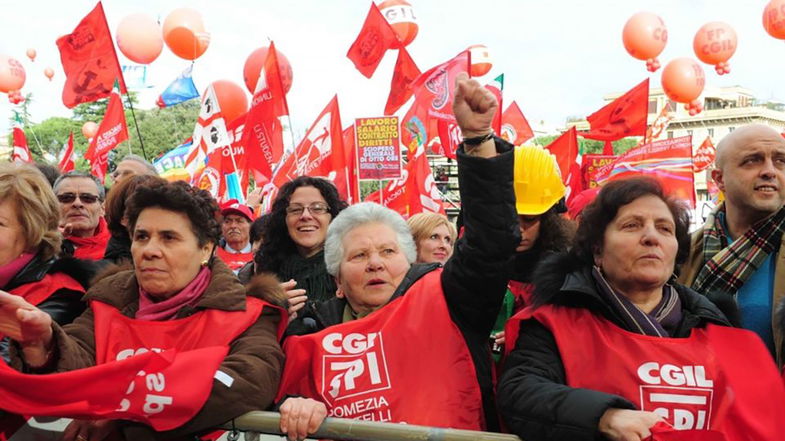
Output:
[0,164,93,363]
[254,177,348,318]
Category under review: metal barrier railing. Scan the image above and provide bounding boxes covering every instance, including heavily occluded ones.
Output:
[220,411,522,441]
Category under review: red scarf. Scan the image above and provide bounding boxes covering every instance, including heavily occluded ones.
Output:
[0,253,35,288]
[136,267,212,321]
[67,217,110,260]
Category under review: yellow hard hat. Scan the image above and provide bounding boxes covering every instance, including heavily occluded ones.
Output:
[513,145,566,215]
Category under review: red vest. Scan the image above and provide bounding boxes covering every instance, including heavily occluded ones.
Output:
[276,269,485,430]
[507,280,533,312]
[215,246,254,272]
[9,272,85,306]
[506,305,785,439]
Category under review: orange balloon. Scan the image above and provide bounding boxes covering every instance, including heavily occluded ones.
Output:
[693,22,737,65]
[0,55,26,93]
[210,80,248,125]
[622,12,668,60]
[162,8,210,60]
[117,13,163,64]
[378,0,419,47]
[44,67,54,81]
[467,44,492,77]
[661,58,705,103]
[26,48,36,62]
[243,46,293,94]
[82,121,99,139]
[763,0,785,39]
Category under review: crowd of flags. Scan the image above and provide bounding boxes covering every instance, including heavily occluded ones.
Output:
[10,0,719,218]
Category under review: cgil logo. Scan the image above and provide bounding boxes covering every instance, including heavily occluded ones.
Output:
[637,362,714,388]
[637,362,715,430]
[320,332,391,405]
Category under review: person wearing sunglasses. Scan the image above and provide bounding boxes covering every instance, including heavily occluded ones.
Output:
[53,171,110,260]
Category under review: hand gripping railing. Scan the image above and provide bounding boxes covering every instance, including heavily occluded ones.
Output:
[221,411,523,441]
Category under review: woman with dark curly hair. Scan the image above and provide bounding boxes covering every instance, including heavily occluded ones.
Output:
[497,177,782,441]
[255,176,347,317]
[0,181,286,440]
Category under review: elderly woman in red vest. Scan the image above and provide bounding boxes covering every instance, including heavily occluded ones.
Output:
[0,181,285,440]
[275,73,519,440]
[0,164,93,360]
[498,177,784,441]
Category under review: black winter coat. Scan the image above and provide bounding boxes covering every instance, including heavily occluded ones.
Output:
[285,138,520,431]
[497,253,731,441]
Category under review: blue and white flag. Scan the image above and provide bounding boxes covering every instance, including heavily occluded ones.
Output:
[156,66,200,108]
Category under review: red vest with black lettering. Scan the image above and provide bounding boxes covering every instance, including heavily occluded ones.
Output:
[215,247,254,272]
[10,272,85,306]
[276,269,485,430]
[90,296,277,428]
[506,305,785,440]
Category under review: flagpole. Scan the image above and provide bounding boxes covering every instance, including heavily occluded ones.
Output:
[126,97,148,160]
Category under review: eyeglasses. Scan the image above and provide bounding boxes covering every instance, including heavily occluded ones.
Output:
[286,203,330,217]
[56,192,101,204]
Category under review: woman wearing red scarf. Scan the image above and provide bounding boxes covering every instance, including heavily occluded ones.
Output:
[0,181,286,440]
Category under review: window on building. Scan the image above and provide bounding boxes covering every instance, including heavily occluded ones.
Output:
[667,100,677,112]
[708,128,714,137]
[648,99,658,114]
[667,131,674,139]
[687,130,693,137]
[728,127,735,133]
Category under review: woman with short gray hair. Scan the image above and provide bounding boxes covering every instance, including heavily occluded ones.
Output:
[276,72,520,440]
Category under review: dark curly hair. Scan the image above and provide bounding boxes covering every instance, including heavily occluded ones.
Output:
[250,214,270,245]
[255,177,348,274]
[105,174,167,238]
[571,176,691,267]
[125,181,221,247]
[533,205,575,254]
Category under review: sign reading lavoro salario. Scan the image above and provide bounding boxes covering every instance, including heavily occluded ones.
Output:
[355,116,402,180]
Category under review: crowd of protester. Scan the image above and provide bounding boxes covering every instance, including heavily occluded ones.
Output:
[0,74,783,441]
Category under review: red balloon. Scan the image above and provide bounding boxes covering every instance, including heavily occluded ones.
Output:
[763,0,785,39]
[44,67,54,81]
[467,44,492,77]
[0,55,25,93]
[378,0,419,47]
[622,12,667,65]
[243,46,293,94]
[162,8,210,60]
[117,13,164,64]
[82,121,99,139]
[693,22,737,72]
[661,58,705,104]
[210,80,248,125]
[26,48,36,62]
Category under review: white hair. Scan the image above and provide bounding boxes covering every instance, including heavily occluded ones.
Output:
[324,202,417,276]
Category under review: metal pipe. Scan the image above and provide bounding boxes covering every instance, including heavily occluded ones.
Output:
[221,411,522,441]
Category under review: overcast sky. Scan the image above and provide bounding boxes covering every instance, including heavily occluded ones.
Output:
[0,0,782,141]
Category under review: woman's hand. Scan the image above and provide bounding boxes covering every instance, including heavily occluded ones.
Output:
[279,397,327,440]
[246,187,263,210]
[599,408,664,441]
[62,419,117,441]
[493,331,506,346]
[281,280,307,320]
[0,290,53,366]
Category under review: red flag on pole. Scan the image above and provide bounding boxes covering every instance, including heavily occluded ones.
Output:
[59,131,76,172]
[346,3,400,78]
[342,125,360,204]
[580,78,649,152]
[11,128,32,163]
[384,47,421,115]
[271,96,351,201]
[693,136,716,172]
[545,127,583,202]
[84,82,129,180]
[242,41,290,184]
[56,2,127,108]
[501,101,534,145]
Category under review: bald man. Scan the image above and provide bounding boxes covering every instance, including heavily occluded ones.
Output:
[679,124,785,363]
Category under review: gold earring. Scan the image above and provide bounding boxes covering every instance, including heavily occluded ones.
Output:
[201,258,209,266]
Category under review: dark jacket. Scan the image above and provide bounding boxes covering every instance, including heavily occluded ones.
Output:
[102,234,132,264]
[17,258,286,440]
[497,253,731,441]
[286,138,520,431]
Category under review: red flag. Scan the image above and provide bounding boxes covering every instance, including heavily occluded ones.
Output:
[184,85,231,179]
[693,136,716,172]
[271,96,351,201]
[242,41,290,184]
[384,47,421,115]
[346,3,400,78]
[59,131,76,172]
[406,149,445,216]
[436,120,460,160]
[342,125,360,204]
[11,128,32,163]
[501,101,534,145]
[56,2,127,108]
[581,78,649,143]
[545,127,583,201]
[84,87,129,180]
[364,178,408,216]
[401,51,471,154]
